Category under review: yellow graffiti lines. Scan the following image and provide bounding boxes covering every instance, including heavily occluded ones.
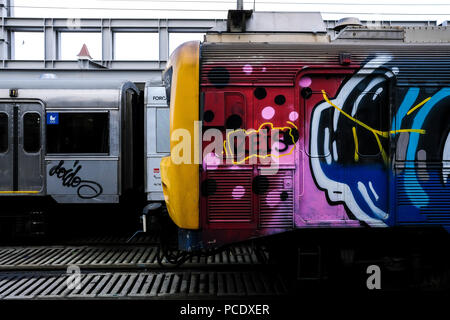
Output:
[406,97,431,115]
[352,127,359,162]
[321,90,425,164]
[287,121,298,130]
[223,122,297,165]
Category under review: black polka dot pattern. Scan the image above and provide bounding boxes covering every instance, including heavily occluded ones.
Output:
[226,114,243,129]
[204,110,215,123]
[252,175,269,195]
[283,128,299,145]
[254,87,267,100]
[301,87,313,99]
[274,95,286,105]
[208,67,230,88]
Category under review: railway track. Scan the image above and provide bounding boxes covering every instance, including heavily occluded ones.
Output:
[0,270,287,300]
[0,244,267,271]
[0,241,288,299]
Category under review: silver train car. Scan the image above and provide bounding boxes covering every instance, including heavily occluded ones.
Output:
[0,79,172,236]
[144,81,170,202]
[0,79,143,203]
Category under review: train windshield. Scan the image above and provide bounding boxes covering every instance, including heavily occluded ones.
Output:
[163,66,173,106]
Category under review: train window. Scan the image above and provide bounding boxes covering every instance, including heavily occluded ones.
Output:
[23,113,41,153]
[46,113,109,154]
[0,113,7,153]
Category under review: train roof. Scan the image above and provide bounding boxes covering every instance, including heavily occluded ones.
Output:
[200,41,450,86]
[0,79,138,109]
[0,79,136,90]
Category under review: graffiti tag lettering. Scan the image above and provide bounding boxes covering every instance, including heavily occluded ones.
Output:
[49,160,103,199]
[223,122,298,164]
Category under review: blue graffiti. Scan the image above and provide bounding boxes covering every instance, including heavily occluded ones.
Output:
[310,56,450,229]
[403,88,450,207]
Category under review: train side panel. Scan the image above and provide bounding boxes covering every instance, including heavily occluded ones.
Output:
[164,42,450,248]
[393,86,450,229]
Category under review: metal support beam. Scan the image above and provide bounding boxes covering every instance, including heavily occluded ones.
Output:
[0,28,11,61]
[1,17,225,31]
[237,0,244,10]
[0,0,11,61]
[102,19,113,61]
[159,19,169,62]
[0,0,12,17]
[44,18,57,61]
[0,17,224,71]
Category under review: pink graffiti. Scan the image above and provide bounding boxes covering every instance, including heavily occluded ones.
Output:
[289,111,299,121]
[232,185,246,199]
[299,76,312,88]
[203,152,221,170]
[243,64,253,74]
[261,106,275,120]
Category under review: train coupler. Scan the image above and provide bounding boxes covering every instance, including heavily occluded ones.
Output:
[126,202,162,243]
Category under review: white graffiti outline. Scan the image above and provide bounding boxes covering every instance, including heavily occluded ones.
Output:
[310,55,393,226]
[444,133,450,184]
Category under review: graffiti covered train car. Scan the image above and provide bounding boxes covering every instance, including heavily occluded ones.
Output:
[160,12,450,251]
[0,11,448,262]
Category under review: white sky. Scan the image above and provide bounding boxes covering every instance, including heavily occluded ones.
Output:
[10,0,450,60]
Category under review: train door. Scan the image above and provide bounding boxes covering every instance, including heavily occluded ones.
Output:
[300,71,391,226]
[0,102,44,194]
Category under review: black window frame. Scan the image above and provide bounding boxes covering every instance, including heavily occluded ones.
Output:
[23,112,41,154]
[0,112,8,153]
[46,111,110,155]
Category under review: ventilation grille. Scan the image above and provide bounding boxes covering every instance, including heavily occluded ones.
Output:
[259,170,294,228]
[201,42,450,86]
[207,170,253,223]
[396,164,450,223]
